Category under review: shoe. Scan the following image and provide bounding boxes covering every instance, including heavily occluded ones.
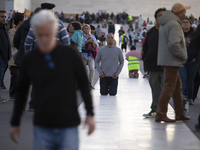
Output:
[176,116,190,121]
[0,97,8,104]
[155,116,176,122]
[28,107,34,112]
[10,97,15,100]
[195,124,200,131]
[1,84,6,89]
[90,85,95,90]
[134,73,139,78]
[143,73,149,78]
[143,109,156,118]
[129,73,134,78]
[188,99,194,105]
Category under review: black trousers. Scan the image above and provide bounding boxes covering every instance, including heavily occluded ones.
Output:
[9,66,19,97]
[193,70,200,100]
[129,35,132,45]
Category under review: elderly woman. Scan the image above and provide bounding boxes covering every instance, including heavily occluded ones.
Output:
[82,24,99,89]
[179,17,200,105]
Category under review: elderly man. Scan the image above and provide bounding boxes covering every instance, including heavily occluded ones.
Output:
[95,33,124,96]
[10,10,95,150]
[156,3,191,122]
[24,3,70,52]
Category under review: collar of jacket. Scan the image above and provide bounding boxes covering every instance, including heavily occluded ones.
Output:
[156,25,159,30]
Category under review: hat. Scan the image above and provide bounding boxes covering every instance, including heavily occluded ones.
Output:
[41,3,55,10]
[172,3,191,13]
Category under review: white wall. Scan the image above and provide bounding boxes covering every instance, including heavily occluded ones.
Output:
[5,0,14,14]
[14,0,31,12]
[0,0,5,10]
[31,0,200,21]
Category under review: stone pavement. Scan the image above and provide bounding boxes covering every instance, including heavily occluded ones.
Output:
[0,24,200,150]
[78,53,200,150]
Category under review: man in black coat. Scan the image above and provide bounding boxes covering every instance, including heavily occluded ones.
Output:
[0,10,11,103]
[142,8,166,118]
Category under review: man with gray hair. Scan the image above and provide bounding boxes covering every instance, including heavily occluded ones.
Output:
[95,33,124,96]
[10,10,95,150]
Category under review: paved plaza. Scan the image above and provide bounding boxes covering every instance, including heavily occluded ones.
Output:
[0,25,200,150]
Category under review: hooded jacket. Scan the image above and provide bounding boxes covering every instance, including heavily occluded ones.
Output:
[71,30,83,52]
[157,11,187,67]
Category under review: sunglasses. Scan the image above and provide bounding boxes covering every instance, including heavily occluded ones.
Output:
[0,16,6,18]
[44,54,55,69]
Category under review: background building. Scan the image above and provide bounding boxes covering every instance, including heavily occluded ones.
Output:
[0,0,200,21]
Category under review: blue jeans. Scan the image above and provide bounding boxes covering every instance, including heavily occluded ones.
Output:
[100,77,118,96]
[0,57,8,87]
[34,126,79,150]
[179,61,198,99]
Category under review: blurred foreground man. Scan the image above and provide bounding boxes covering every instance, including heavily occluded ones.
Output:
[156,3,191,122]
[10,10,95,150]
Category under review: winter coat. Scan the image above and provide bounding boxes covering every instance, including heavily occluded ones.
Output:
[157,11,187,67]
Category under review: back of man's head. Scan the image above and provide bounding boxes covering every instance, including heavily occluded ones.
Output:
[131,45,136,50]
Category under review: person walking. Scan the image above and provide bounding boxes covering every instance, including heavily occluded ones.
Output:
[10,10,95,149]
[108,21,115,34]
[138,15,143,29]
[0,10,11,103]
[82,24,99,89]
[125,45,140,78]
[8,12,24,99]
[156,3,191,122]
[179,17,200,105]
[119,31,129,52]
[127,23,134,46]
[95,33,124,96]
[142,8,166,118]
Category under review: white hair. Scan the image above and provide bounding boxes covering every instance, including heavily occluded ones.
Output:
[30,10,58,30]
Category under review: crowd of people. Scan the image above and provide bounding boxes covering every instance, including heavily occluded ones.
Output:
[0,1,200,150]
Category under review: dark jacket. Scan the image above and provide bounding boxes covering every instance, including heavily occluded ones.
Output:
[184,28,199,62]
[108,24,115,34]
[10,43,93,128]
[13,19,30,66]
[142,26,163,72]
[191,25,200,50]
[0,25,11,60]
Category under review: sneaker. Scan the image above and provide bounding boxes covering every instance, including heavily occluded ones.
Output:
[143,73,149,78]
[143,110,157,118]
[28,107,34,112]
[1,84,6,89]
[0,97,8,104]
[188,99,194,105]
[90,85,95,90]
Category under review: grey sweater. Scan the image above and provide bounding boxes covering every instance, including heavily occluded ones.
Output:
[95,45,124,76]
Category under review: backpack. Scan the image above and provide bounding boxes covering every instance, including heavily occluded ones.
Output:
[123,35,128,43]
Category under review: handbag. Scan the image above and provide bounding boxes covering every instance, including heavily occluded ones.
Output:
[83,35,96,52]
